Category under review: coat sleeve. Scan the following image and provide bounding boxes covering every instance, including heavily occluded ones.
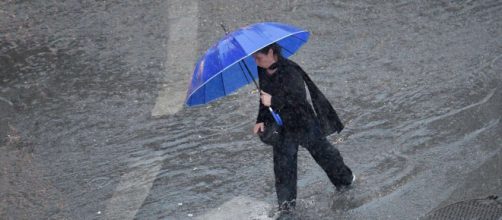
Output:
[270,65,306,110]
[256,100,268,123]
[256,70,268,123]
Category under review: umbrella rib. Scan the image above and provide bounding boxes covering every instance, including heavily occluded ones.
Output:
[241,59,259,89]
[289,33,308,43]
[238,62,251,84]
[220,74,227,96]
[203,84,206,104]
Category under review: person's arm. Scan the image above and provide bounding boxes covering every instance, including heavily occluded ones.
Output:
[270,66,306,110]
[256,101,268,123]
[256,69,268,123]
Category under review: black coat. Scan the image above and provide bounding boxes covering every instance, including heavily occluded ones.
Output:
[256,58,344,137]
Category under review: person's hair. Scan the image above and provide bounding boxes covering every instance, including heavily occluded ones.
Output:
[256,43,282,57]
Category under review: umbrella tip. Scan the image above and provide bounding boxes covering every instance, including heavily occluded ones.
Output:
[219,22,229,35]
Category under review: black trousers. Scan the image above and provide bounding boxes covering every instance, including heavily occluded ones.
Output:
[272,126,353,209]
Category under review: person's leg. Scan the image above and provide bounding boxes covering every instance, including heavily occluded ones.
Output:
[304,136,353,188]
[273,136,298,210]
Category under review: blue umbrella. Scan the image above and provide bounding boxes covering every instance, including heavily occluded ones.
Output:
[185,22,310,126]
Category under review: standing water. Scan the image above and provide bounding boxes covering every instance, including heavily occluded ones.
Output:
[1,0,501,219]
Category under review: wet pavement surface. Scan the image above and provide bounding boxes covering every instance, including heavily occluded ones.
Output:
[1,0,501,219]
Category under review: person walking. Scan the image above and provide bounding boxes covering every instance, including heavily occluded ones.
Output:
[252,43,355,215]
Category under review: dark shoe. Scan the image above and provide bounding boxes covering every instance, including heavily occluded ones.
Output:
[336,174,356,192]
[269,209,295,220]
[275,210,295,220]
[269,200,296,219]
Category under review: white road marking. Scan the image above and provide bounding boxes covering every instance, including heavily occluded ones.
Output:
[196,196,273,220]
[105,1,198,219]
[151,0,198,117]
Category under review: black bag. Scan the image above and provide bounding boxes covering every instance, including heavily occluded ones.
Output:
[258,121,283,146]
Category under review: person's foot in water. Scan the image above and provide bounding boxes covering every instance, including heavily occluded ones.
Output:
[269,200,296,219]
[336,174,356,192]
[275,210,295,220]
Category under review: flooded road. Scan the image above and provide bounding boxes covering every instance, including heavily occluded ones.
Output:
[1,0,501,219]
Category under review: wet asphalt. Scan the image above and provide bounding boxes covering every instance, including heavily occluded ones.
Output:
[1,0,501,219]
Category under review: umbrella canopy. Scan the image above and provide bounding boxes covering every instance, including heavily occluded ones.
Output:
[185,22,310,106]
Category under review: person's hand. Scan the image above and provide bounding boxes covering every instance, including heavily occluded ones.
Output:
[260,91,272,107]
[253,122,265,134]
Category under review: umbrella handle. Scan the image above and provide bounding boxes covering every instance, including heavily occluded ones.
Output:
[268,107,283,126]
